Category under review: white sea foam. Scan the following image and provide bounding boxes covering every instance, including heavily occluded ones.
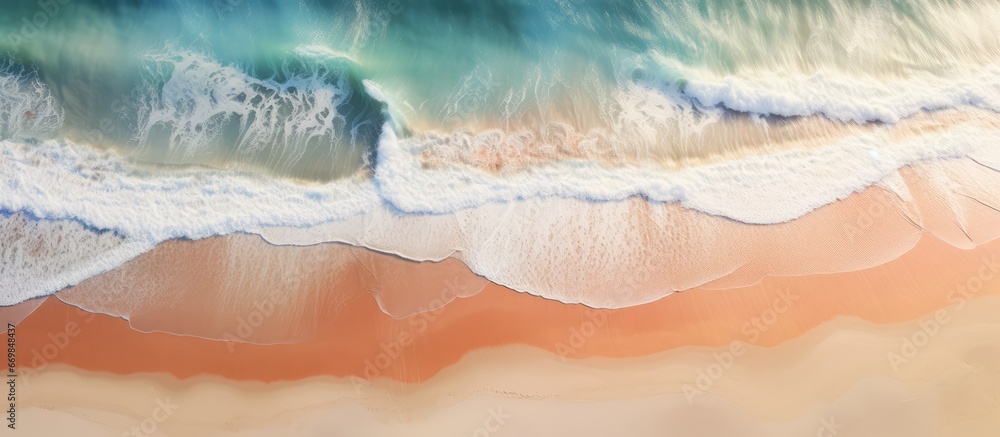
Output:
[2,115,998,306]
[0,139,378,245]
[131,49,344,155]
[124,48,373,178]
[375,121,991,225]
[0,67,63,139]
[5,56,1000,306]
[681,66,1000,124]
[0,213,154,305]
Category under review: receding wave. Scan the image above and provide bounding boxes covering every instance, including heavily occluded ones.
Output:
[4,108,1000,307]
[4,0,1000,313]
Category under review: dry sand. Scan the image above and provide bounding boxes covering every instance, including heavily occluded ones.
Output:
[18,294,1000,437]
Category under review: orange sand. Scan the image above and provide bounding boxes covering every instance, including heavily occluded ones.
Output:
[16,229,1000,383]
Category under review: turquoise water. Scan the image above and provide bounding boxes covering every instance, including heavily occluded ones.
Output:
[2,0,998,180]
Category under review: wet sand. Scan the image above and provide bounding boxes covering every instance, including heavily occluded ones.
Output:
[17,226,1000,383]
[12,141,1000,435]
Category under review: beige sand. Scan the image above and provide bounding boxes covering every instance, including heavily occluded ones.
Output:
[18,295,1000,436]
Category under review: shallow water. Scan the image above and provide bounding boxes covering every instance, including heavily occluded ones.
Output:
[2,0,1000,306]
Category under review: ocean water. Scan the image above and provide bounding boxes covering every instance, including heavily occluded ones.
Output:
[3,0,1000,306]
